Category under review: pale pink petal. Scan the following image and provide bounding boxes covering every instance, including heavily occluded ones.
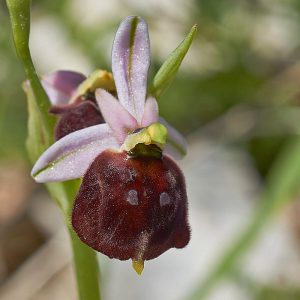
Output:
[141,96,159,127]
[95,89,138,143]
[112,16,150,123]
[31,124,119,182]
[41,70,86,105]
[160,118,187,160]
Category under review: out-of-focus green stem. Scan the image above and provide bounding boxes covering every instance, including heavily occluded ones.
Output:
[6,1,102,299]
[48,180,102,300]
[6,0,54,147]
[68,225,102,300]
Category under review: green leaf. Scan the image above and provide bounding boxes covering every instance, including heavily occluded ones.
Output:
[6,0,55,148]
[186,137,300,300]
[151,24,197,98]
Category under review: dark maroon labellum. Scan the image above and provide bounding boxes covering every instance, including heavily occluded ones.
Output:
[72,150,190,262]
[50,100,104,140]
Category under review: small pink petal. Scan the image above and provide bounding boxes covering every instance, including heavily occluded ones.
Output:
[41,70,86,105]
[95,89,138,143]
[112,16,150,123]
[31,124,119,182]
[160,118,187,160]
[141,96,159,127]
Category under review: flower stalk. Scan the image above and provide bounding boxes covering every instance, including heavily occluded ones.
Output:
[68,224,102,300]
[6,0,54,147]
[6,0,102,299]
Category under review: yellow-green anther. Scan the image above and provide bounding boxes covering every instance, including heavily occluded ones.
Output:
[122,128,151,152]
[147,122,168,145]
[74,70,115,101]
[122,122,168,152]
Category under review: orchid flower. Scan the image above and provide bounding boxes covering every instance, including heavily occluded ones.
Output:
[31,16,190,274]
[41,70,118,140]
[41,70,86,106]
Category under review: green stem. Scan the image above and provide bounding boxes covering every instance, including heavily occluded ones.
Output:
[6,2,103,299]
[6,0,55,145]
[46,181,102,300]
[68,226,102,300]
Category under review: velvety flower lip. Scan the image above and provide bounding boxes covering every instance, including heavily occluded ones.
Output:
[31,16,187,183]
[72,150,190,263]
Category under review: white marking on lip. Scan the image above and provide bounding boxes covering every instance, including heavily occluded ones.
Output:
[160,192,171,206]
[127,189,139,205]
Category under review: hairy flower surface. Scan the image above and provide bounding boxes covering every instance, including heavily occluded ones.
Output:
[32,16,190,274]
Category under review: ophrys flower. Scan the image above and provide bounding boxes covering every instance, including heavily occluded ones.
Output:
[31,16,190,274]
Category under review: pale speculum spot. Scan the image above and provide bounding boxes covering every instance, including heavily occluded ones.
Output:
[127,189,139,205]
[159,192,171,206]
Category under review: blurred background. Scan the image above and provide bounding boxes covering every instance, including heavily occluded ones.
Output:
[2,0,300,299]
